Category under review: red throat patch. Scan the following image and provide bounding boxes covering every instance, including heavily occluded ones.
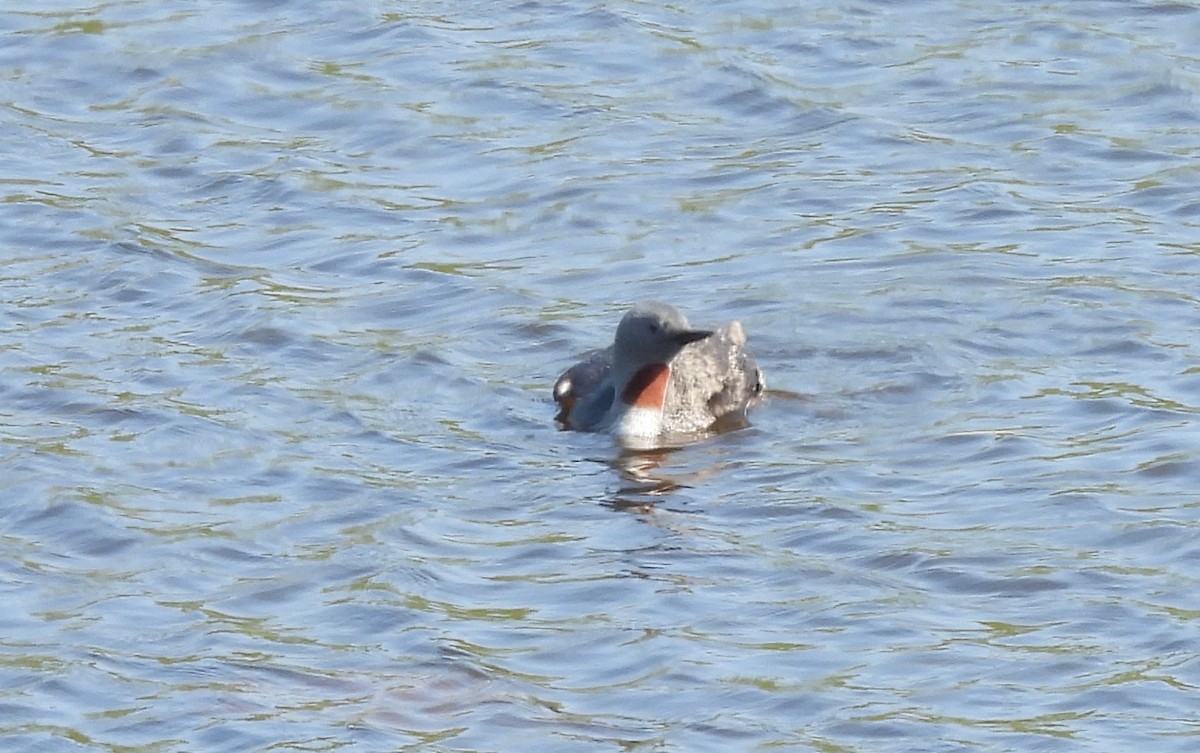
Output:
[621,363,670,408]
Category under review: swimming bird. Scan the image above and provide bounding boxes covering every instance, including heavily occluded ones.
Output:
[553,301,765,445]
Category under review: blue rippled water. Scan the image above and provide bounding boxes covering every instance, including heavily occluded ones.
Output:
[2,1,1199,751]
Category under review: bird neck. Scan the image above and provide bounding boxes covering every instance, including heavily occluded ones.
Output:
[621,363,670,410]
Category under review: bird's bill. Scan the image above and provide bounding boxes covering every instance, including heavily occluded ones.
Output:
[673,329,713,346]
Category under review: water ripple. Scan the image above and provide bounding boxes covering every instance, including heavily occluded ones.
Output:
[3,0,1200,751]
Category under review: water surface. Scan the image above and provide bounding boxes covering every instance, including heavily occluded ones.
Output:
[2,1,1199,751]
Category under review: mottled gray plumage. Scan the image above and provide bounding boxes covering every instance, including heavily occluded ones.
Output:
[554,302,765,441]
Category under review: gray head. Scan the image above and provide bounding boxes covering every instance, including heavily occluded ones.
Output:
[613,301,712,367]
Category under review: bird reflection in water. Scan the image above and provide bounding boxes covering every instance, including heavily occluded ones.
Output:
[601,444,727,512]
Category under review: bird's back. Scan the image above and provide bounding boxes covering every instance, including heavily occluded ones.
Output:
[553,347,612,428]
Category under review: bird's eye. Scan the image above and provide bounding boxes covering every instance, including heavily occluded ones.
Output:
[648,324,659,334]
